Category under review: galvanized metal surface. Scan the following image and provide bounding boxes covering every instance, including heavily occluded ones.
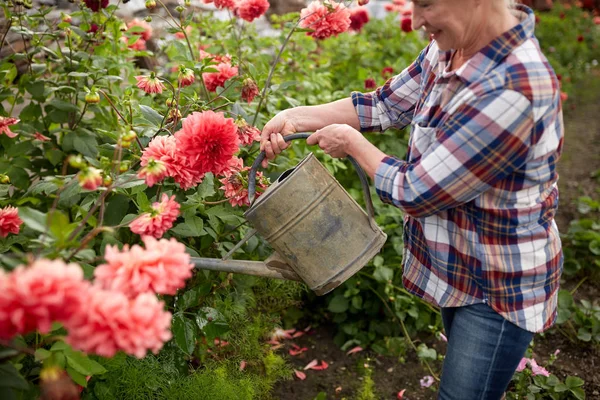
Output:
[192,253,302,282]
[244,152,387,296]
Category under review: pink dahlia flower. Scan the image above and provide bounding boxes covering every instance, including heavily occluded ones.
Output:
[0,206,23,238]
[137,158,168,187]
[299,1,351,40]
[78,167,103,191]
[202,62,238,92]
[237,0,270,22]
[349,7,369,32]
[95,236,194,297]
[33,132,51,141]
[178,67,196,88]
[235,119,261,146]
[175,111,240,175]
[135,74,165,94]
[0,259,89,339]
[130,193,180,238]
[140,135,205,190]
[219,167,268,207]
[0,117,19,138]
[241,78,259,104]
[128,18,153,41]
[65,287,172,358]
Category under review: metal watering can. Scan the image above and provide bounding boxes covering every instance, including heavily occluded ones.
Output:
[191,133,387,296]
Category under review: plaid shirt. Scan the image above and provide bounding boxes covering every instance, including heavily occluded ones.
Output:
[351,5,563,333]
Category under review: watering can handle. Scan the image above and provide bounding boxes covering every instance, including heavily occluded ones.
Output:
[248,133,379,231]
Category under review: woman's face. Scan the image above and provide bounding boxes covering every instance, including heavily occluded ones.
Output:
[411,0,483,51]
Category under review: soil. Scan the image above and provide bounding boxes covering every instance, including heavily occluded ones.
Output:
[271,75,600,400]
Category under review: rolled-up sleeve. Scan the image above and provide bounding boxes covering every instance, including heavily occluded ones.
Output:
[375,89,534,218]
[351,44,430,133]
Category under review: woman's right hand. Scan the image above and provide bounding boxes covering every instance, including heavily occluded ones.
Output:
[260,110,299,168]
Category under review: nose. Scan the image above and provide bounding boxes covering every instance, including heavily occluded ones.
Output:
[411,6,425,31]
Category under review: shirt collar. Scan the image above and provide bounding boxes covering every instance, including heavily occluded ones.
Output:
[438,4,535,84]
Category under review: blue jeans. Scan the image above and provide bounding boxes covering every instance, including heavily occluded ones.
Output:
[438,303,534,400]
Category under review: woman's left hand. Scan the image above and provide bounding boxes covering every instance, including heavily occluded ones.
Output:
[306,124,363,158]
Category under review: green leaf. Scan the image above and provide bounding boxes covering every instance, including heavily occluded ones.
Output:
[25,81,45,100]
[373,266,394,283]
[67,72,90,78]
[565,376,585,388]
[416,344,437,361]
[48,99,79,112]
[6,166,29,190]
[196,307,229,340]
[73,134,99,158]
[139,105,164,127]
[66,366,87,387]
[34,348,52,362]
[554,383,568,392]
[570,387,586,400]
[48,210,72,244]
[184,215,204,236]
[177,289,197,310]
[172,313,197,355]
[196,174,216,198]
[65,350,106,376]
[0,362,28,390]
[19,207,47,232]
[328,295,349,313]
[351,296,363,310]
[171,223,199,237]
[137,191,150,211]
[45,149,64,166]
[577,328,592,342]
[104,195,130,226]
[50,341,70,352]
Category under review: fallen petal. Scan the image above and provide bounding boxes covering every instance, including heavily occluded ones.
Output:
[292,331,304,338]
[397,389,406,399]
[346,346,363,355]
[289,347,308,356]
[335,386,342,394]
[312,361,329,370]
[439,333,448,342]
[239,360,247,371]
[294,369,306,380]
[303,325,312,332]
[303,359,319,370]
[267,339,281,345]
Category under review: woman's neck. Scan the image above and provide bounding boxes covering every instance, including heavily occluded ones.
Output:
[450,8,520,71]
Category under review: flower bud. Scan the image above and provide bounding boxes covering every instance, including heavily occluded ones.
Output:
[165,98,174,108]
[78,167,103,190]
[119,22,128,32]
[85,91,100,104]
[68,155,86,169]
[175,5,185,13]
[102,175,113,186]
[123,130,137,142]
[61,13,72,24]
[119,163,130,173]
[119,139,131,149]
[145,0,156,9]
[184,0,191,6]
[0,174,10,184]
[358,0,369,5]
[144,16,152,23]
[177,67,195,88]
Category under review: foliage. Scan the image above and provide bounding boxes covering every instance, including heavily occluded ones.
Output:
[561,196,600,277]
[508,346,586,400]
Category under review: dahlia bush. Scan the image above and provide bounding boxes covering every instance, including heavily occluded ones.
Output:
[7,0,596,398]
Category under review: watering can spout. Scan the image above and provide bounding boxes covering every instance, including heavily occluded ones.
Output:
[191,252,302,282]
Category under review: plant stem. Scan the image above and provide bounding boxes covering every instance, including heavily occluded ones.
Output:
[369,286,440,381]
[251,19,302,126]
[570,276,588,295]
[0,339,35,356]
[97,89,128,125]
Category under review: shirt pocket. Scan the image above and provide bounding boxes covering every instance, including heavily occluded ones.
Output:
[409,124,437,163]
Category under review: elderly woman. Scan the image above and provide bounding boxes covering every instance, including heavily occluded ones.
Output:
[261,0,563,398]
